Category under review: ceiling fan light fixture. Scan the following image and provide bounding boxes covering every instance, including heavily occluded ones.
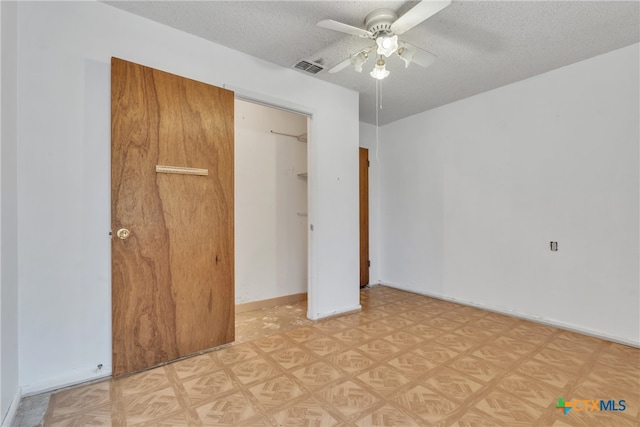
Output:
[397,46,416,68]
[350,51,369,73]
[370,57,390,80]
[376,34,398,57]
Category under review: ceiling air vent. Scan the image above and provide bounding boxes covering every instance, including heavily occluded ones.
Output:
[293,59,324,75]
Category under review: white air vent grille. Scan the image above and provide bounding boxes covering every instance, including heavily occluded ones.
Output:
[293,60,324,75]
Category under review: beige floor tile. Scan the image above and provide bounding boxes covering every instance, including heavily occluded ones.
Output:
[121,386,184,425]
[473,389,546,426]
[496,373,561,408]
[250,333,297,354]
[385,329,424,346]
[171,353,220,380]
[585,363,640,393]
[286,325,327,342]
[356,365,411,396]
[491,335,539,355]
[29,286,639,427]
[469,317,514,334]
[270,397,340,427]
[447,355,507,383]
[228,356,283,386]
[422,367,485,403]
[403,323,445,340]
[291,361,344,391]
[247,374,305,411]
[268,346,318,370]
[315,317,354,332]
[547,410,638,427]
[595,350,640,371]
[435,332,482,353]
[472,344,522,366]
[386,352,437,377]
[45,380,111,419]
[357,339,403,361]
[305,336,349,357]
[333,327,374,345]
[318,380,380,418]
[424,316,466,332]
[444,409,506,427]
[357,322,396,337]
[533,348,591,373]
[514,358,576,389]
[352,403,422,427]
[46,402,112,426]
[115,366,172,396]
[193,390,259,426]
[392,384,458,424]
[400,308,438,323]
[507,325,556,344]
[569,378,640,418]
[377,316,416,330]
[454,324,497,341]
[180,369,236,405]
[214,344,260,365]
[328,349,377,375]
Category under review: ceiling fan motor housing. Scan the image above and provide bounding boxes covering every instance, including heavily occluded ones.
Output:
[364,9,398,36]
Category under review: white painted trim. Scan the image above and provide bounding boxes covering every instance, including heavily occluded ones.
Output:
[228,86,320,330]
[380,281,640,349]
[309,304,362,321]
[305,115,317,321]
[227,85,314,118]
[236,293,307,314]
[0,387,21,427]
[20,366,112,397]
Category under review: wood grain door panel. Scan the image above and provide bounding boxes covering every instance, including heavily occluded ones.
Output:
[359,147,369,287]
[111,58,234,376]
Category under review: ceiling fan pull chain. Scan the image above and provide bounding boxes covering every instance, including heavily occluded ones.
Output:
[375,79,381,162]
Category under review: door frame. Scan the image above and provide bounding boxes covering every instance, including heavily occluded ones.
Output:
[230,88,318,319]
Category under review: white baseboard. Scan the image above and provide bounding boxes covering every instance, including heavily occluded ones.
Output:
[1,387,21,427]
[309,304,362,321]
[379,281,640,349]
[236,292,307,314]
[20,365,112,398]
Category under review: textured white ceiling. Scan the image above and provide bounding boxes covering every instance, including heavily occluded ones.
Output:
[103,1,639,125]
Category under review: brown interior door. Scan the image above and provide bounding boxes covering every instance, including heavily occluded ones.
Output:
[359,147,369,287]
[111,58,234,376]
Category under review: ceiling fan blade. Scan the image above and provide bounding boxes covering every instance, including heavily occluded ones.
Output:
[404,42,437,68]
[390,0,451,35]
[317,19,372,38]
[328,57,353,74]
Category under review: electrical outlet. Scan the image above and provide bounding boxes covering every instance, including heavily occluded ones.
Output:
[550,242,558,251]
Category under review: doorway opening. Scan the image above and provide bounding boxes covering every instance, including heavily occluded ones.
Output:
[234,99,310,333]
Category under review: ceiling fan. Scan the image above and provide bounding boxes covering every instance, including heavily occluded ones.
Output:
[318,0,451,80]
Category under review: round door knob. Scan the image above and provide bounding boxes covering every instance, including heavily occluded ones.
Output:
[116,228,131,240]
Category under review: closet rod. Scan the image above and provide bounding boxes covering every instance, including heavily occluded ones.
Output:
[270,130,307,143]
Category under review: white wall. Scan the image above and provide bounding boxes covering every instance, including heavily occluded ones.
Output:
[17,1,360,394]
[359,122,381,285]
[235,100,308,304]
[0,0,20,423]
[380,43,640,346]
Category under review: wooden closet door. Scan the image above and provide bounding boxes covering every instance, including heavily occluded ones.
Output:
[360,147,369,286]
[111,57,234,376]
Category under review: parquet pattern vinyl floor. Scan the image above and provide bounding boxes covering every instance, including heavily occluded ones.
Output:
[41,286,639,426]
